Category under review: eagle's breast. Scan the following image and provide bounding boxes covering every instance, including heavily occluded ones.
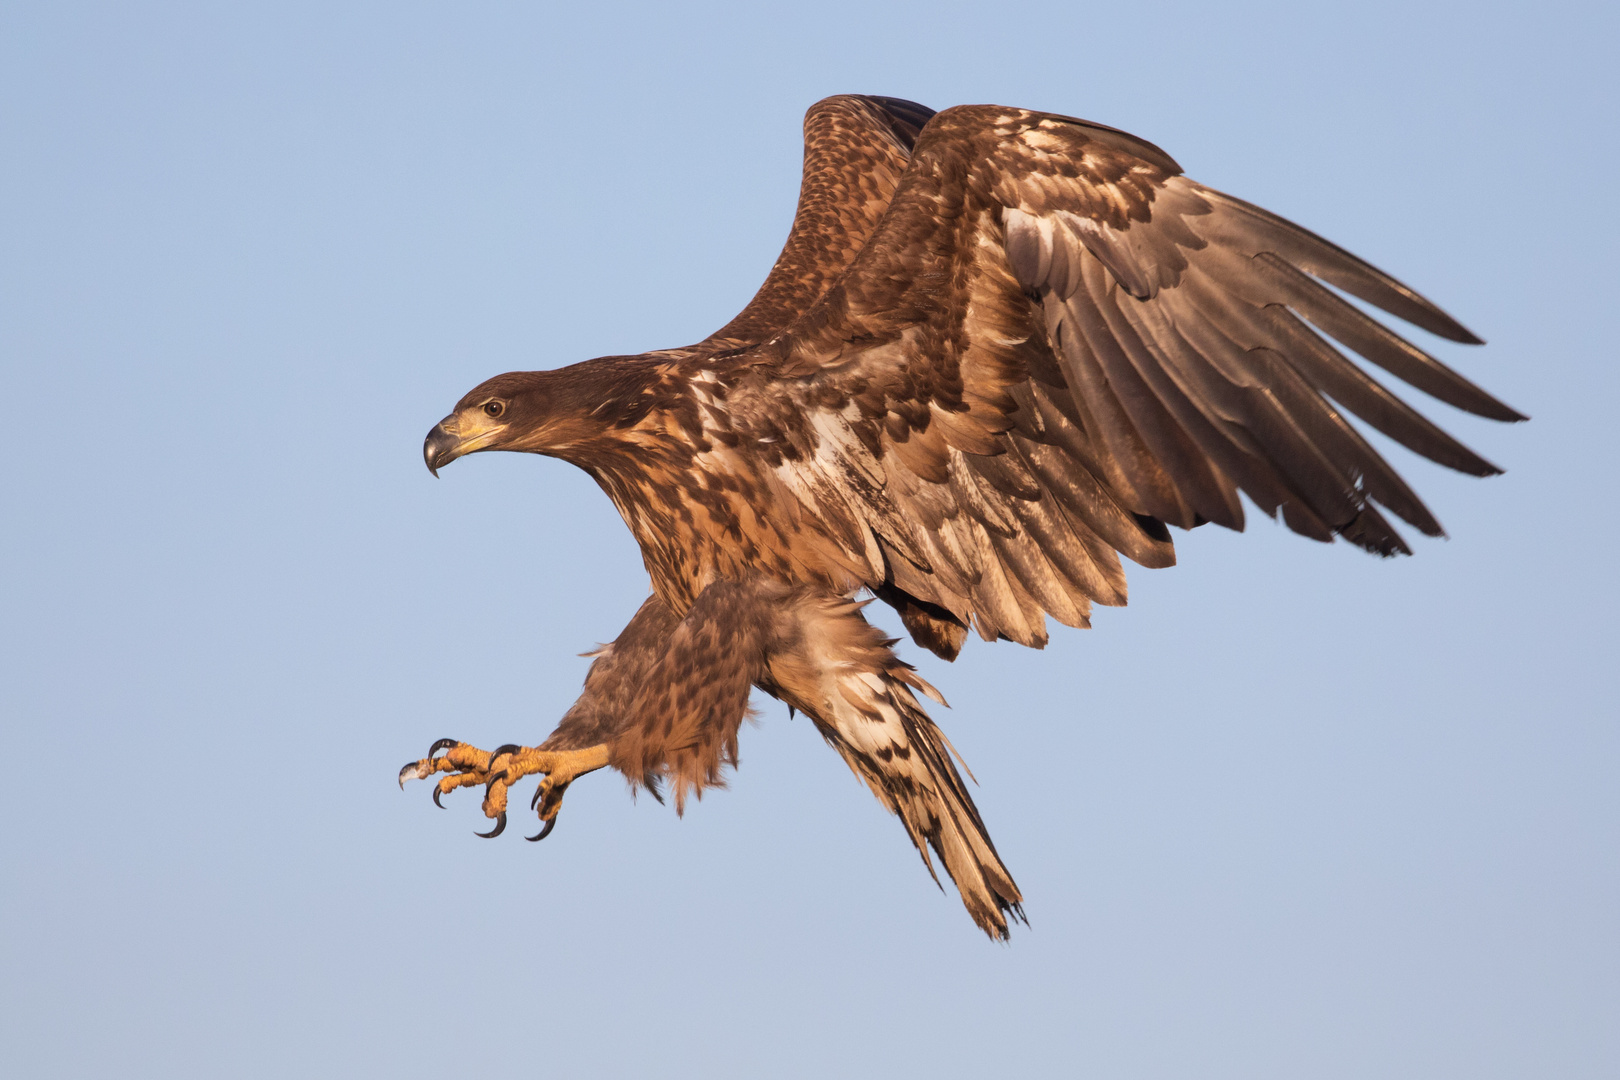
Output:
[589,368,872,615]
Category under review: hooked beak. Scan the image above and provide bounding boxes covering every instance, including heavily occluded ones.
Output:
[423,419,462,477]
[424,406,510,476]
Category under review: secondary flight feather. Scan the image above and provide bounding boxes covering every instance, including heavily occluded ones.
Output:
[400,95,1521,940]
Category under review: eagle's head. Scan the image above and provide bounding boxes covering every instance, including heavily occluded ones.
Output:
[424,361,656,475]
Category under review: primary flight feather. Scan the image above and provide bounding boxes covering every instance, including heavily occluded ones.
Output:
[400,95,1521,940]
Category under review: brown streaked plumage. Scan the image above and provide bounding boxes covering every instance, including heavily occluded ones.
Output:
[400,95,1522,940]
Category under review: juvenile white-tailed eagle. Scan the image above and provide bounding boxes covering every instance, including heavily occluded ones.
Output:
[400,96,1521,939]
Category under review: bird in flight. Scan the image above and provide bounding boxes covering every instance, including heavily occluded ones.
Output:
[400,95,1521,939]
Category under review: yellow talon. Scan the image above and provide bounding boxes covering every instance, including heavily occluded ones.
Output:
[399,740,611,834]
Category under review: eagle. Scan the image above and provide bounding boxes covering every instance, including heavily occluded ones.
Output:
[399,95,1521,940]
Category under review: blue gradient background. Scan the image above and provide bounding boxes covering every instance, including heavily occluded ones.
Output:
[2,2,1615,1077]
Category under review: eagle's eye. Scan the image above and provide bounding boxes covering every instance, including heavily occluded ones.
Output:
[483,401,505,418]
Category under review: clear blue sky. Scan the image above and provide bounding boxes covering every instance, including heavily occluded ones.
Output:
[2,2,1615,1077]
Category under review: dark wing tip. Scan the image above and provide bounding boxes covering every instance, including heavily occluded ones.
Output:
[1396,294,1486,346]
[1493,397,1529,423]
[1465,394,1528,424]
[1204,188,1493,348]
[858,95,937,149]
[860,94,936,119]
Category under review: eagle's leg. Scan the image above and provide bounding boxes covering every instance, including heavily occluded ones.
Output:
[398,583,772,834]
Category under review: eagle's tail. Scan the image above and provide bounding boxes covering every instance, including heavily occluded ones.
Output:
[769,592,1024,940]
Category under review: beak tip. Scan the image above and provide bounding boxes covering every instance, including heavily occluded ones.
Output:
[424,420,457,477]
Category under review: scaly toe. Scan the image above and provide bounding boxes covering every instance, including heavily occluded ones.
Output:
[432,771,485,807]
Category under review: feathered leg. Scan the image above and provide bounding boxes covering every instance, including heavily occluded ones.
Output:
[400,583,775,834]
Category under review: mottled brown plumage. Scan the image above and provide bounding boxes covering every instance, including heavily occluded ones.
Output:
[404,95,1521,940]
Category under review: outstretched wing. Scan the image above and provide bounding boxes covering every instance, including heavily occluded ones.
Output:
[718,105,1522,654]
[703,95,935,348]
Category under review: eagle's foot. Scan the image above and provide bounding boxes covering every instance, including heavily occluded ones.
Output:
[398,739,611,841]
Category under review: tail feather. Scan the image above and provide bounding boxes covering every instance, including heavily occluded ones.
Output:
[770,592,1023,939]
[828,675,1024,939]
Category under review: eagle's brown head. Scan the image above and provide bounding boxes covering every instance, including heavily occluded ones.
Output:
[423,359,660,475]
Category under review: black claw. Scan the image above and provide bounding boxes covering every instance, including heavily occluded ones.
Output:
[432,786,446,809]
[491,743,523,758]
[428,738,459,757]
[526,817,557,842]
[474,812,507,839]
[532,778,570,812]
